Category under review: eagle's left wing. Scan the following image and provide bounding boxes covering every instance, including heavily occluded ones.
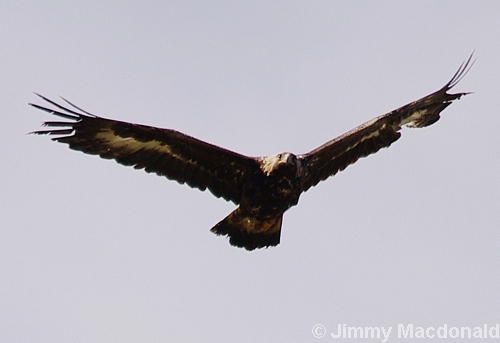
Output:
[30,94,260,204]
[299,54,474,192]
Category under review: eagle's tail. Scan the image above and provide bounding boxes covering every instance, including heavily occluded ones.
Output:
[210,208,282,251]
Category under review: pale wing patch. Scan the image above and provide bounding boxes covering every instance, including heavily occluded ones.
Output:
[95,130,172,153]
[339,117,386,149]
[358,128,382,142]
[94,129,192,163]
[400,109,429,128]
[335,122,387,155]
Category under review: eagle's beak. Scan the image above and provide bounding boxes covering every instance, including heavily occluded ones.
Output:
[278,153,294,166]
[278,155,288,166]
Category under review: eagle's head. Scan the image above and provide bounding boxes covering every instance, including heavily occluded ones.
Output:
[259,152,301,177]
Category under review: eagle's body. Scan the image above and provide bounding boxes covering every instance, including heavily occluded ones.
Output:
[31,55,474,250]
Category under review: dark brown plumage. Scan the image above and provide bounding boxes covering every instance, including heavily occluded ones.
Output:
[31,54,474,250]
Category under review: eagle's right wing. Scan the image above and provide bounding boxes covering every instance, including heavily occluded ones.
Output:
[299,54,474,192]
[31,94,259,204]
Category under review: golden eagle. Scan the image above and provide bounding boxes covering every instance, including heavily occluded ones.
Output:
[31,55,474,250]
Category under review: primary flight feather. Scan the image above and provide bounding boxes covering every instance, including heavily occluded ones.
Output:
[31,55,474,250]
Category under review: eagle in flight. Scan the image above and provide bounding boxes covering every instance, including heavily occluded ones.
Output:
[31,55,474,250]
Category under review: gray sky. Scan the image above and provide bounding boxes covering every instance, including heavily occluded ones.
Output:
[2,1,499,342]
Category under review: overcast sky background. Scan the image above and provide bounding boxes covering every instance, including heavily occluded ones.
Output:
[1,1,499,342]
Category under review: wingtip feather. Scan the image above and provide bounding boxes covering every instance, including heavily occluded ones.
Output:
[446,52,476,90]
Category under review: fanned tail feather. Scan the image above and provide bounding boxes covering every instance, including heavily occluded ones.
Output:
[211,208,282,251]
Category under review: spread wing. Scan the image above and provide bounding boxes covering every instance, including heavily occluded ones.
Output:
[30,94,260,204]
[299,54,474,191]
